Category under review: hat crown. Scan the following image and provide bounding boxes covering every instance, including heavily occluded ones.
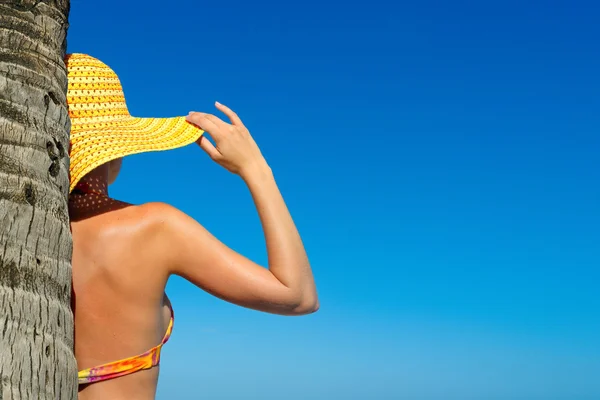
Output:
[66,53,130,131]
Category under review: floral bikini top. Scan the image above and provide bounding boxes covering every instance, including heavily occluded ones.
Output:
[77,305,174,385]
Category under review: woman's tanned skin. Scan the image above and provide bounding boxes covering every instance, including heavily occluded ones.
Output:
[71,102,318,400]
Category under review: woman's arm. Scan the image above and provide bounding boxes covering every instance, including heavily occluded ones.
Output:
[162,103,318,315]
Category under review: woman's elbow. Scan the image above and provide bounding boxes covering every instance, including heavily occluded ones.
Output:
[291,295,319,315]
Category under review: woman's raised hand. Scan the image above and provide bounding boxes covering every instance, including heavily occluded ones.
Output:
[186,102,268,179]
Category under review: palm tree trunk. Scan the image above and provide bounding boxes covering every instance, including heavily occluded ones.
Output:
[0,1,76,399]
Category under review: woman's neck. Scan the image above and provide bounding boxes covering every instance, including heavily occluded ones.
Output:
[73,179,109,197]
[69,179,131,221]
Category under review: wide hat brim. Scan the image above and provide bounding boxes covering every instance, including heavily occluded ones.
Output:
[69,115,203,192]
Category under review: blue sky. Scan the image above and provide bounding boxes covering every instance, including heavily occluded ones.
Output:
[68,1,600,399]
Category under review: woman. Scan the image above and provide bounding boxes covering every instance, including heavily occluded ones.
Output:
[67,54,318,400]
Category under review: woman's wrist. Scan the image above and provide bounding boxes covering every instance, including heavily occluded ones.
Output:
[240,160,273,184]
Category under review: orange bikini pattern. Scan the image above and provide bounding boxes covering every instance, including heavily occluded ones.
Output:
[78,306,174,385]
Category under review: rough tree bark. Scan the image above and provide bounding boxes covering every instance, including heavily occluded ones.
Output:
[0,1,76,399]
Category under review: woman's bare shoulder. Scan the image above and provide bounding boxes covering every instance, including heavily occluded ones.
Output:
[94,202,193,278]
[135,201,189,224]
[128,202,208,272]
[131,202,201,242]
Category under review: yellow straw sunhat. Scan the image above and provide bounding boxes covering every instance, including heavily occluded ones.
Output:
[66,53,204,192]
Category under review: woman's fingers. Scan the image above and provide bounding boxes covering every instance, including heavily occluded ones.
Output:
[196,136,221,160]
[186,113,223,159]
[186,103,262,176]
[187,112,217,133]
[186,112,228,137]
[215,102,243,126]
[204,113,229,128]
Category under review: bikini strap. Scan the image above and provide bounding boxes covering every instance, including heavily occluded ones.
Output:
[78,305,174,385]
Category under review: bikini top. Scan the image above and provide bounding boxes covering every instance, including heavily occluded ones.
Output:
[78,305,174,385]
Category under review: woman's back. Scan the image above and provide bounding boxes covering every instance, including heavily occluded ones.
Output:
[71,201,172,400]
[64,54,318,397]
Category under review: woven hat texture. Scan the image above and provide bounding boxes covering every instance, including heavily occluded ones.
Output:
[66,53,203,192]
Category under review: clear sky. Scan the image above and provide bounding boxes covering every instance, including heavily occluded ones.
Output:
[67,1,599,399]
